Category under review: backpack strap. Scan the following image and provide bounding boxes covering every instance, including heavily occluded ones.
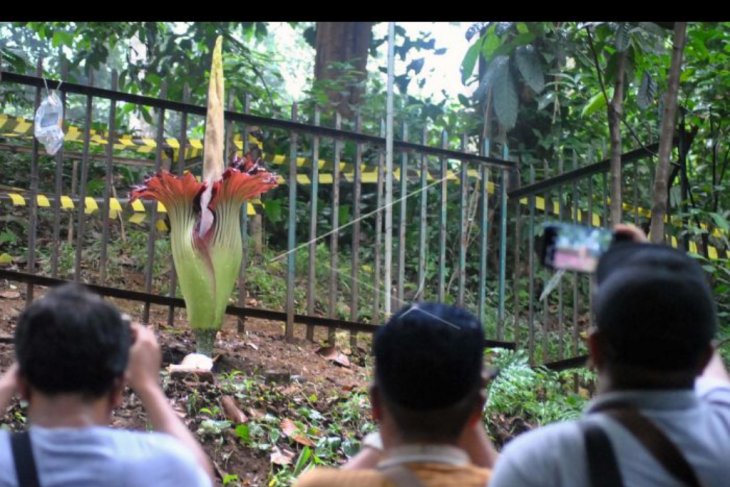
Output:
[10,431,41,487]
[579,420,624,487]
[588,401,703,487]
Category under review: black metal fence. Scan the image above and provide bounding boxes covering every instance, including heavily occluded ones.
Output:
[0,66,516,350]
[507,137,729,366]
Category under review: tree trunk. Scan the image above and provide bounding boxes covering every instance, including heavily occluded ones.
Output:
[608,50,627,226]
[314,22,373,118]
[649,22,687,243]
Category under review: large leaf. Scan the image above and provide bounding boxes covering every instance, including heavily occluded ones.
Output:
[515,45,545,93]
[461,38,482,84]
[615,23,631,52]
[537,91,556,111]
[474,54,504,101]
[481,25,501,60]
[638,22,668,38]
[710,212,730,233]
[581,91,608,118]
[492,57,518,130]
[637,71,657,110]
[605,48,635,86]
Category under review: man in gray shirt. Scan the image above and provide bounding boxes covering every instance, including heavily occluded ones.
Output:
[490,228,730,487]
[0,283,213,486]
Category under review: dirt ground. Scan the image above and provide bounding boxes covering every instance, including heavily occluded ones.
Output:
[0,279,374,486]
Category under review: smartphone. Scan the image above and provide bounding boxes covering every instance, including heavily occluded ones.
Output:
[540,222,614,273]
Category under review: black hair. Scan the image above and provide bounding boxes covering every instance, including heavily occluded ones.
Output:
[15,283,131,398]
[594,243,717,371]
[374,303,485,442]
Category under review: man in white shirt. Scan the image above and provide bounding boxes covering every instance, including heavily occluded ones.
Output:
[490,229,730,487]
[0,283,213,487]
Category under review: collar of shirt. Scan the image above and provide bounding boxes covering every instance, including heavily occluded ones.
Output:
[585,389,698,415]
[377,444,470,469]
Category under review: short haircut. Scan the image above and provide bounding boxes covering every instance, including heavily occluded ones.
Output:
[15,283,131,398]
[594,243,717,371]
[374,303,485,441]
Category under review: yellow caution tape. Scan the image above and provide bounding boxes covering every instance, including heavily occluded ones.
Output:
[60,196,74,209]
[36,195,50,207]
[8,193,25,206]
[84,197,98,215]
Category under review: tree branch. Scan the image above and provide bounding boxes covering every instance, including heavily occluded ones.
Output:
[585,27,610,106]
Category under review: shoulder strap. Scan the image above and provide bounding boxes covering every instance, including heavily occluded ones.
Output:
[379,465,427,487]
[601,406,703,487]
[579,421,624,487]
[10,431,41,487]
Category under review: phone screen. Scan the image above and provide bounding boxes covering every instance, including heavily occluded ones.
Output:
[541,223,613,273]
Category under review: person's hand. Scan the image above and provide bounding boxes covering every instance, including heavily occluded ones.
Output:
[0,362,20,410]
[613,223,648,243]
[126,323,162,393]
[0,362,19,393]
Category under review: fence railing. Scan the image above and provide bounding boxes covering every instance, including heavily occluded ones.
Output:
[0,67,517,350]
[507,136,729,366]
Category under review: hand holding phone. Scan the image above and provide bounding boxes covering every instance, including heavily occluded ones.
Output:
[540,222,614,273]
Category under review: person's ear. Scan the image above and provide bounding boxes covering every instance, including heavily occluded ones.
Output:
[587,330,605,370]
[109,376,125,410]
[467,390,487,427]
[16,374,31,402]
[370,384,383,422]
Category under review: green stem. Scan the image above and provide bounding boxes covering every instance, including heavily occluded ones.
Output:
[194,328,217,357]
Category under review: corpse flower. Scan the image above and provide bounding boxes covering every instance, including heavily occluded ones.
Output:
[130,36,277,356]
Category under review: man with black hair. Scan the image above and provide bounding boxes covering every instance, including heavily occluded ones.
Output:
[0,283,213,486]
[294,302,497,487]
[490,228,730,487]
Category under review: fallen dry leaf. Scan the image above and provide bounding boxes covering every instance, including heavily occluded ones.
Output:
[221,395,248,424]
[247,408,265,420]
[316,346,351,368]
[280,418,297,437]
[270,445,295,465]
[0,290,20,299]
[280,418,316,447]
[293,433,315,447]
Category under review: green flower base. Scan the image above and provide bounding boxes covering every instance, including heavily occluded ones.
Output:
[194,328,217,357]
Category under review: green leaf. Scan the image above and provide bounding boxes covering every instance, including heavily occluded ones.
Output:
[710,212,730,232]
[235,423,251,443]
[515,45,545,93]
[52,30,74,48]
[581,91,608,118]
[222,474,239,486]
[461,38,482,84]
[492,57,518,130]
[293,447,313,476]
[474,54,501,101]
[481,26,501,60]
[0,230,18,245]
[264,199,282,224]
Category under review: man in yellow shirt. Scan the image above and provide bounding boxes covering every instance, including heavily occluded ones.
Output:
[294,303,496,487]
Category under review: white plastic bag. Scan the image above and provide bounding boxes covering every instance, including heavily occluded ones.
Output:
[34,91,65,155]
